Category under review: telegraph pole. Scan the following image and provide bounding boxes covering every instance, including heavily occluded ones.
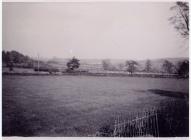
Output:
[37,54,40,73]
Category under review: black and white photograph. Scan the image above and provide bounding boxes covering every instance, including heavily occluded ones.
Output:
[2,1,189,138]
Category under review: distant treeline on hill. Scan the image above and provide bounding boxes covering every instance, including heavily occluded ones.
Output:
[2,50,35,68]
[2,50,49,69]
[2,50,60,73]
[2,50,189,78]
[101,58,189,76]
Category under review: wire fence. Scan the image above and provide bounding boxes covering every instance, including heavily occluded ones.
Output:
[95,99,188,137]
[113,108,159,137]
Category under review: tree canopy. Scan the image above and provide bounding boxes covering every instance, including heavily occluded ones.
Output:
[66,57,80,71]
[2,50,35,70]
[177,60,189,77]
[126,60,138,74]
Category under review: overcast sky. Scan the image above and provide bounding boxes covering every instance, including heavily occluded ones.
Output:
[3,2,189,60]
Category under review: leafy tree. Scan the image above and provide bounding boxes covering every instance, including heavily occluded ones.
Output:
[11,50,26,63]
[7,61,13,71]
[3,51,10,64]
[125,60,138,74]
[2,51,6,63]
[162,60,174,74]
[2,50,44,70]
[145,59,152,72]
[2,51,14,71]
[169,2,189,38]
[66,57,80,71]
[177,60,189,78]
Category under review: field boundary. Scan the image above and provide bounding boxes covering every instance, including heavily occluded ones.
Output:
[2,72,183,79]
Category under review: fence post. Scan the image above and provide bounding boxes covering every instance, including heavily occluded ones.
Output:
[155,111,159,137]
[113,119,117,137]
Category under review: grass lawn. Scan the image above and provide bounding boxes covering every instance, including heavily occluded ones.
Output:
[2,75,189,136]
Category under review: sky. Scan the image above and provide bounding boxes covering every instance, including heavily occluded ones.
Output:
[2,2,189,60]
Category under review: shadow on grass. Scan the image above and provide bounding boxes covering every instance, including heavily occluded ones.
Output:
[148,89,188,99]
[157,99,189,137]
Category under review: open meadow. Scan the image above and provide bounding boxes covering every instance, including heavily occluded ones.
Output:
[2,75,189,136]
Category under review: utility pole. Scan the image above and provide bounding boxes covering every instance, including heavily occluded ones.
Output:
[37,54,40,73]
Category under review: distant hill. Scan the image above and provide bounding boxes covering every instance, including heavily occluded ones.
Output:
[46,57,188,72]
[2,50,188,72]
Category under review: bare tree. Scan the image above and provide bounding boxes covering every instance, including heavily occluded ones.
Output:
[145,59,152,72]
[169,2,189,38]
[126,60,138,74]
[102,59,111,70]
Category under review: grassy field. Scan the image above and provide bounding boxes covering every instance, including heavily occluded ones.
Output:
[2,75,189,136]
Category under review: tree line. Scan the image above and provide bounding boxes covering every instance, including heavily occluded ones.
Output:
[2,50,52,72]
[2,50,188,78]
[2,50,35,71]
[102,59,189,78]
